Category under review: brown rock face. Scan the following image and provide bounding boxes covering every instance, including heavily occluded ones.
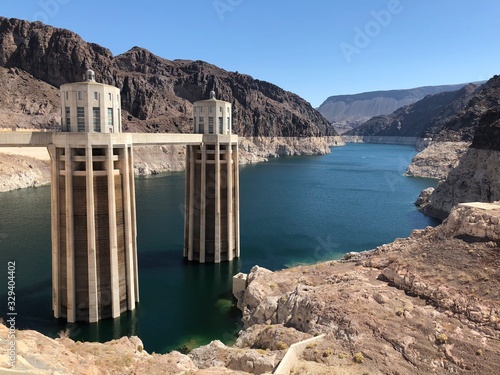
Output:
[0,16,336,139]
[431,76,500,142]
[0,66,60,129]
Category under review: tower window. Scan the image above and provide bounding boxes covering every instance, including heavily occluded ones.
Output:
[220,106,222,113]
[208,117,214,134]
[199,117,204,133]
[78,91,82,100]
[65,92,69,100]
[198,117,205,134]
[93,107,101,132]
[94,92,99,100]
[65,107,71,131]
[227,117,230,133]
[77,107,85,132]
[107,108,113,127]
[218,117,223,134]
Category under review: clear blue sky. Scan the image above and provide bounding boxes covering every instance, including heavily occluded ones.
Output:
[2,0,499,107]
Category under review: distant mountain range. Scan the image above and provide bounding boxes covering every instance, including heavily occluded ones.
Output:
[343,75,500,142]
[343,84,480,139]
[317,84,477,134]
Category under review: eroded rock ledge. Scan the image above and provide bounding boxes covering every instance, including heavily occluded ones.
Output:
[3,204,500,374]
[405,141,470,180]
[0,136,344,192]
[0,153,51,192]
[133,136,344,175]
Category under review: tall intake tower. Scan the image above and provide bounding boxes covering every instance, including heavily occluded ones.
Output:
[184,91,240,263]
[50,70,139,323]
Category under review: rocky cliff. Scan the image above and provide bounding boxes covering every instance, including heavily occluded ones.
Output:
[430,76,500,142]
[4,204,500,374]
[413,76,500,219]
[317,84,469,134]
[420,119,500,219]
[0,17,341,151]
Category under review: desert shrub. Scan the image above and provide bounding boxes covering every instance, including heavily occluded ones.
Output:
[276,341,288,350]
[353,352,365,364]
[436,333,448,345]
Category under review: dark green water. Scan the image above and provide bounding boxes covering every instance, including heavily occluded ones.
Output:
[0,144,439,353]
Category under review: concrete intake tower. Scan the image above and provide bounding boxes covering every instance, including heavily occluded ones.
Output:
[184,91,240,263]
[51,70,139,323]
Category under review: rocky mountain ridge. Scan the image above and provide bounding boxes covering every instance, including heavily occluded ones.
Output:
[0,16,343,189]
[317,83,469,134]
[0,16,338,142]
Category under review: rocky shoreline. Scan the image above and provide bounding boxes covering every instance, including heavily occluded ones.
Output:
[340,136,471,183]
[0,152,51,192]
[341,135,420,146]
[2,204,499,374]
[0,136,344,192]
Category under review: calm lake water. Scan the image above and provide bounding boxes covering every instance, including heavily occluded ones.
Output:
[0,144,439,353]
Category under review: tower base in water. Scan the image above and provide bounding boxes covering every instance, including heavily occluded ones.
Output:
[50,133,139,323]
[184,134,240,263]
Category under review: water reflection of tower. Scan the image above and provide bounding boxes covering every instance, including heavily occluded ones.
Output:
[51,70,139,323]
[184,91,240,263]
